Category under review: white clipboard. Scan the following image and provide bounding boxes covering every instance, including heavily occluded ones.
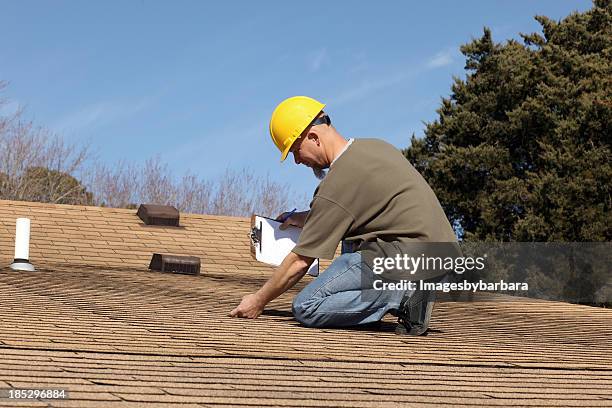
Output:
[249,214,319,277]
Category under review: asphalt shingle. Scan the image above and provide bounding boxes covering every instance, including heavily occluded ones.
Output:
[0,199,611,407]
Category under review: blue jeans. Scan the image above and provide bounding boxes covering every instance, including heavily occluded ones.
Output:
[292,252,408,327]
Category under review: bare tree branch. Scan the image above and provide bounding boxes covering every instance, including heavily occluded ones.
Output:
[1,81,308,215]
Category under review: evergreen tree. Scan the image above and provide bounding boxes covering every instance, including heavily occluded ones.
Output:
[21,166,93,205]
[0,167,93,205]
[405,0,611,242]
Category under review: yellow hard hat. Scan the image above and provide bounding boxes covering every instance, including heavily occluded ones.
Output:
[269,96,326,162]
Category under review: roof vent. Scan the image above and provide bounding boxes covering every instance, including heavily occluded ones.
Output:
[149,253,200,275]
[137,204,180,226]
[9,218,36,272]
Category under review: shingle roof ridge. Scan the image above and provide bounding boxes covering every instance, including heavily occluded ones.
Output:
[0,199,249,221]
[0,199,264,272]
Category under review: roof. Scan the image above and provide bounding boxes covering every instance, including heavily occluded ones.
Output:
[0,199,611,407]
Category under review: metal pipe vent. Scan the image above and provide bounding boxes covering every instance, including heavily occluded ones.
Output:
[149,253,200,275]
[137,204,180,226]
[10,218,36,271]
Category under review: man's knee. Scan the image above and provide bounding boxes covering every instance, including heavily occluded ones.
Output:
[292,296,319,328]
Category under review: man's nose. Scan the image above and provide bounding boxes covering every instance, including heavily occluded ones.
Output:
[293,152,300,165]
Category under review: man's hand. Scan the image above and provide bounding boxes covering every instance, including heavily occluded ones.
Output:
[229,293,265,319]
[229,252,313,320]
[276,210,309,230]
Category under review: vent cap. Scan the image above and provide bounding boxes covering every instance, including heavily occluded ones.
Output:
[9,218,36,272]
[137,204,180,226]
[149,253,200,275]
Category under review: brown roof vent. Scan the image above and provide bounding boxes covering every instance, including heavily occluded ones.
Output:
[149,253,200,275]
[137,204,180,226]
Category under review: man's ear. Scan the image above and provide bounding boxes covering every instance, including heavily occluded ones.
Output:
[307,130,321,146]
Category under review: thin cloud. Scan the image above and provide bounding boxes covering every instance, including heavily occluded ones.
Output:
[52,96,155,133]
[309,48,328,72]
[329,71,413,107]
[348,50,369,74]
[55,102,108,131]
[328,47,459,107]
[166,115,266,169]
[0,100,20,117]
[426,48,456,68]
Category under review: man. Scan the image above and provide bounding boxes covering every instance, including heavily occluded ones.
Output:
[230,96,457,335]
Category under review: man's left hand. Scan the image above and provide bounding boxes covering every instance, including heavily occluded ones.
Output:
[229,293,266,319]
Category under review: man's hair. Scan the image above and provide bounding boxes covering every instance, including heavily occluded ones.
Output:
[313,111,332,128]
[301,111,331,139]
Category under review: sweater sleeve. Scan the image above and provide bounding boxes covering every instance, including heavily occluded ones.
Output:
[292,196,354,259]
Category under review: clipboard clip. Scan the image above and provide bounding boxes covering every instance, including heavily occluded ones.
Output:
[249,221,262,251]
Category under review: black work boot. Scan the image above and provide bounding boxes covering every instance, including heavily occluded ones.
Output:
[394,281,437,336]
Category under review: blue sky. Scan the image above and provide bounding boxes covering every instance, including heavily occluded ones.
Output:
[0,0,592,201]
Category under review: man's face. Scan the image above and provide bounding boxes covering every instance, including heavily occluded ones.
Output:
[290,133,328,179]
[290,133,316,167]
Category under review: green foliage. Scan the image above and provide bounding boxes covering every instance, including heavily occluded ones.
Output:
[0,172,8,197]
[23,166,93,205]
[405,1,611,242]
[0,167,93,205]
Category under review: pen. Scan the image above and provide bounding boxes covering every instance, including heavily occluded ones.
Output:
[280,208,297,222]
